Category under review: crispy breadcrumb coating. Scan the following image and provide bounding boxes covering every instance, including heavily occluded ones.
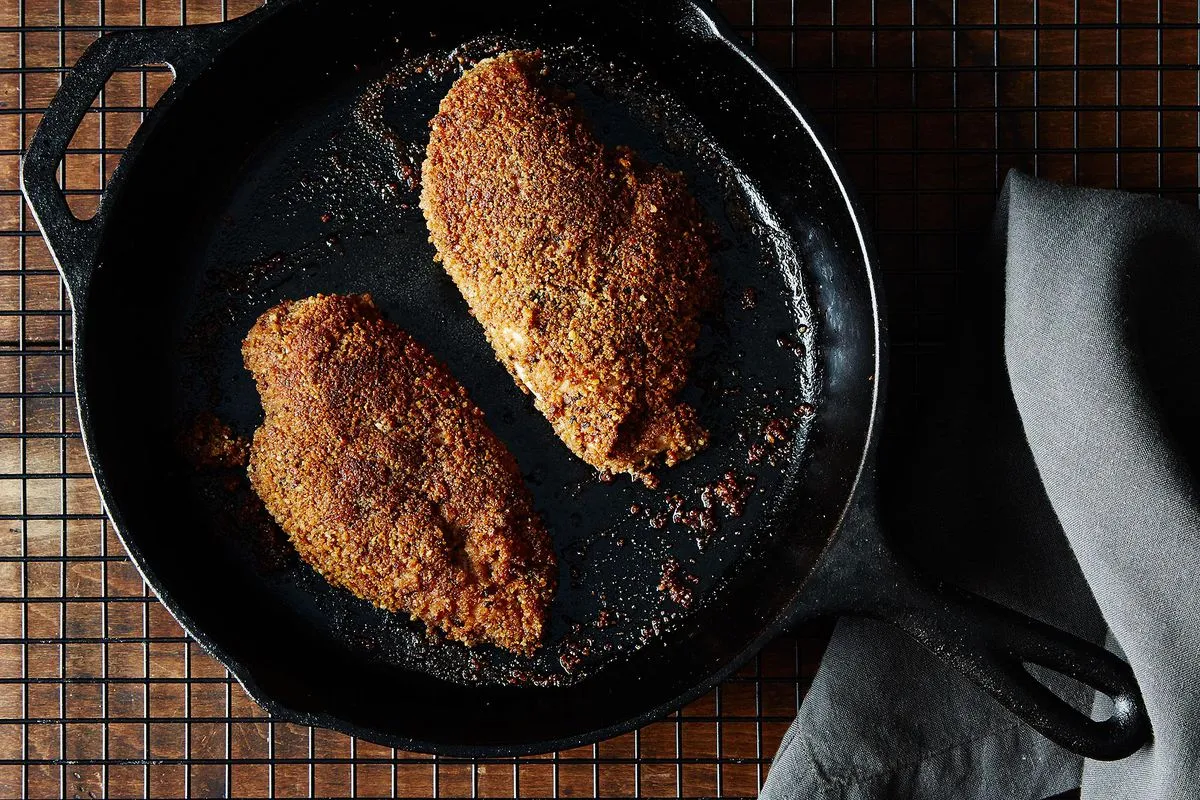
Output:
[243,293,555,655]
[420,50,716,483]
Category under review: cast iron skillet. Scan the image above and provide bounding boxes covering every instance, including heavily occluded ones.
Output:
[22,0,1150,760]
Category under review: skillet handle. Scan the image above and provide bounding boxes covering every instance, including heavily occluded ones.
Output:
[808,484,1151,761]
[874,570,1148,761]
[20,19,254,304]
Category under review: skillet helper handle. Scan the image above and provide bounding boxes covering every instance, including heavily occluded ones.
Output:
[20,21,245,298]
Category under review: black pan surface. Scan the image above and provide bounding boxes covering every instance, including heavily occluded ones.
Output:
[62,0,878,752]
[174,37,823,684]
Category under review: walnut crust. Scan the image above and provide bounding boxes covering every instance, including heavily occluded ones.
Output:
[243,293,556,655]
[420,50,717,483]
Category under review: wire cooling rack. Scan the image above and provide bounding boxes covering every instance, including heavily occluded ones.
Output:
[1,0,1197,797]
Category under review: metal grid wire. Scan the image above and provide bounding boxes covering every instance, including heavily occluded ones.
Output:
[0,0,1196,796]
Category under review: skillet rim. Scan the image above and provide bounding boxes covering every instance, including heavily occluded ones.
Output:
[49,0,885,756]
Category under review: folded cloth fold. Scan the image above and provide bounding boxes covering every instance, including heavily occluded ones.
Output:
[760,171,1200,800]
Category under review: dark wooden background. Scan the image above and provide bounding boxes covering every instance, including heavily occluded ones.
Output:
[0,0,1194,796]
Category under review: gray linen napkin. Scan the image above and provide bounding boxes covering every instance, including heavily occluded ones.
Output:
[760,171,1200,800]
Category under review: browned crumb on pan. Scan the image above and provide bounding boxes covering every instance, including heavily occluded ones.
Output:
[242,293,556,655]
[420,50,717,483]
[179,412,250,470]
[747,403,814,466]
[658,558,698,609]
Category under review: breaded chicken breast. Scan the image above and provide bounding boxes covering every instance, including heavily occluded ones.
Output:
[243,294,555,655]
[420,50,716,483]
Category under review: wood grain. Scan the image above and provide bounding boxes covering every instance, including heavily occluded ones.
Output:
[0,0,1194,795]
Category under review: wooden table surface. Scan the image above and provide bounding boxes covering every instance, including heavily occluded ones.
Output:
[0,0,1195,796]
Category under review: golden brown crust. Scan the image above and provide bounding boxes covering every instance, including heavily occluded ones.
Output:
[243,293,555,655]
[420,51,716,482]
